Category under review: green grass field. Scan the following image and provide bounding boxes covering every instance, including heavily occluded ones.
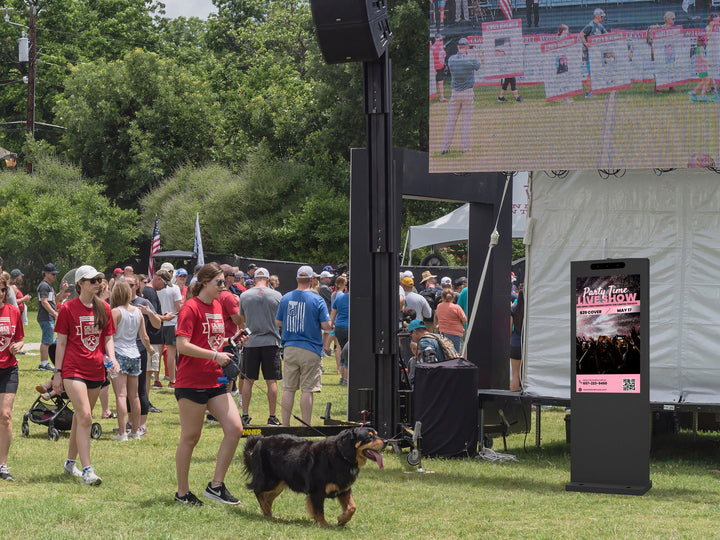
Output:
[4,316,720,538]
[430,82,720,172]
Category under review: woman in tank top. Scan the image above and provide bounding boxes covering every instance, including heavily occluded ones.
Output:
[109,281,152,441]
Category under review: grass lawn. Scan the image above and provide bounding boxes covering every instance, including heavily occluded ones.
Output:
[5,315,720,538]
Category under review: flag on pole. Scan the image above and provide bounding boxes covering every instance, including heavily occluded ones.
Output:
[499,0,512,20]
[148,215,160,278]
[194,213,205,266]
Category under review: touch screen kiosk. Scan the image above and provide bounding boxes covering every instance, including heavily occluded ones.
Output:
[566,258,651,495]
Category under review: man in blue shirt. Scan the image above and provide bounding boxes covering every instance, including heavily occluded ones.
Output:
[441,37,481,154]
[275,265,332,426]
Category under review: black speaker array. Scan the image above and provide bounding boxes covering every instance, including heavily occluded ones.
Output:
[310,0,393,64]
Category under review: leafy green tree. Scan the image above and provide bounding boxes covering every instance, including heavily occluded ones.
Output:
[54,49,222,206]
[0,155,139,289]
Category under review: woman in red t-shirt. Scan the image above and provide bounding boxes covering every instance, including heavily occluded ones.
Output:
[434,289,467,355]
[0,274,24,481]
[52,265,117,486]
[173,262,243,506]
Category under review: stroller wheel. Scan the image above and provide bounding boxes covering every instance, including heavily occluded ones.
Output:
[407,448,421,467]
[21,421,29,438]
[48,427,60,441]
[90,422,102,440]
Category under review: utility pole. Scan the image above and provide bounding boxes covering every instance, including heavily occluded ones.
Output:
[26,0,36,174]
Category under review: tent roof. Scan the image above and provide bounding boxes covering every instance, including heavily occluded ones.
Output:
[408,204,469,252]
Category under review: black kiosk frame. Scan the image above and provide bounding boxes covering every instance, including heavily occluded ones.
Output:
[566,258,652,495]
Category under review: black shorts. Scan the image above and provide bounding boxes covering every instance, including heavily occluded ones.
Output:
[162,326,177,346]
[0,365,19,393]
[510,345,522,360]
[174,385,228,405]
[242,346,282,381]
[435,68,446,82]
[64,377,105,389]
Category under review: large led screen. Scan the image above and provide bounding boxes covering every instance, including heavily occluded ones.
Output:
[429,5,720,172]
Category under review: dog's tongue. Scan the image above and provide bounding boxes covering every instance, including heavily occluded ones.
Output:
[368,450,384,469]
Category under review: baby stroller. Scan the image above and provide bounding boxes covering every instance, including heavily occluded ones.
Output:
[20,342,102,441]
[22,392,103,442]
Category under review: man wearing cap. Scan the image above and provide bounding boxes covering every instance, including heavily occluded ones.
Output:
[175,268,189,301]
[143,270,172,399]
[408,320,446,363]
[157,262,182,388]
[440,37,481,155]
[401,276,432,322]
[579,8,608,98]
[239,267,283,426]
[246,263,257,280]
[318,271,334,356]
[275,265,332,426]
[230,271,246,296]
[37,263,68,370]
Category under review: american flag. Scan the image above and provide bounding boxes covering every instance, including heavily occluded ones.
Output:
[148,215,160,278]
[499,0,512,20]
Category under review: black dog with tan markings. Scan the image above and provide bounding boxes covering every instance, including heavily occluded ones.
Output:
[243,427,385,526]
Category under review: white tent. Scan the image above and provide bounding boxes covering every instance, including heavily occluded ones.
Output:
[524,169,720,404]
[402,172,529,264]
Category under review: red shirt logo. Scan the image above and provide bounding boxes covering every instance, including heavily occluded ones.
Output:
[76,316,101,351]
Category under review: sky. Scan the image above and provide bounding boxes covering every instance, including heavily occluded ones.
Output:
[160,0,217,20]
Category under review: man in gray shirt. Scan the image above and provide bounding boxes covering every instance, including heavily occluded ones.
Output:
[441,37,481,154]
[238,267,283,426]
[36,263,67,370]
[401,276,432,321]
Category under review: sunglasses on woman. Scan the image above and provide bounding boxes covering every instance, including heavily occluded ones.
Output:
[0,288,6,293]
[216,279,226,287]
[85,278,101,284]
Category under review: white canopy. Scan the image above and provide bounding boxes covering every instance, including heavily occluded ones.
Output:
[524,169,720,404]
[403,172,528,263]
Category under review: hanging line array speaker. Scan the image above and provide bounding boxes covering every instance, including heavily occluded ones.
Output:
[310,0,393,64]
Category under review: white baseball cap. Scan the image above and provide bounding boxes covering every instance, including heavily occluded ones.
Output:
[297,265,317,279]
[75,265,103,282]
[319,271,333,279]
[254,267,270,279]
[402,270,414,279]
[441,276,452,286]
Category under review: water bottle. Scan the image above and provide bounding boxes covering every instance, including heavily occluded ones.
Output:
[104,355,118,379]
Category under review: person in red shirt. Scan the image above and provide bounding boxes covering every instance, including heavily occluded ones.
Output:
[52,265,118,486]
[173,262,243,506]
[0,275,24,481]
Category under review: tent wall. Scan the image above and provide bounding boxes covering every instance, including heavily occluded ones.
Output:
[525,169,720,404]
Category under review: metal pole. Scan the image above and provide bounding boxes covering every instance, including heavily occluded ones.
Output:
[26,0,35,174]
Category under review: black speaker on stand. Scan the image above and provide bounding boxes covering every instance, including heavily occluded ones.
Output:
[310,0,393,64]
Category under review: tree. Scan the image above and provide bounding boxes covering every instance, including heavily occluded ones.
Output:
[54,49,222,206]
[0,155,139,290]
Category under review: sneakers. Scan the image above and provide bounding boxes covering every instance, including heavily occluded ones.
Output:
[153,380,163,388]
[203,482,240,505]
[81,466,102,486]
[111,433,128,442]
[497,96,506,102]
[175,491,203,506]
[339,378,348,386]
[38,363,54,371]
[148,405,162,413]
[128,431,142,440]
[63,460,82,477]
[0,464,14,481]
[515,96,524,102]
[168,382,175,389]
[205,414,219,424]
[136,426,147,436]
[267,416,281,426]
[241,414,252,427]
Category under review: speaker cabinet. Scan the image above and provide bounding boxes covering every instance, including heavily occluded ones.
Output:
[310,0,393,64]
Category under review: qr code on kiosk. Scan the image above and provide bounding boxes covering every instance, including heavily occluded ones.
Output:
[622,378,636,392]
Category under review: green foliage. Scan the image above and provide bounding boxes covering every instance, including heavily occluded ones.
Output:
[54,49,222,206]
[0,155,139,288]
[512,238,525,261]
[140,146,349,262]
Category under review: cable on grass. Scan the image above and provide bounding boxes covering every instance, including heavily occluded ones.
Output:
[476,447,518,462]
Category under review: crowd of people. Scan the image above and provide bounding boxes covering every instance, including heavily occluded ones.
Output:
[0,258,349,504]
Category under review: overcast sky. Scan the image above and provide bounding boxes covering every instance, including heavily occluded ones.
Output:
[161,0,217,19]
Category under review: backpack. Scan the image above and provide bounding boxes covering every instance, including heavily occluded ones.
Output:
[425,333,462,361]
[420,287,439,317]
